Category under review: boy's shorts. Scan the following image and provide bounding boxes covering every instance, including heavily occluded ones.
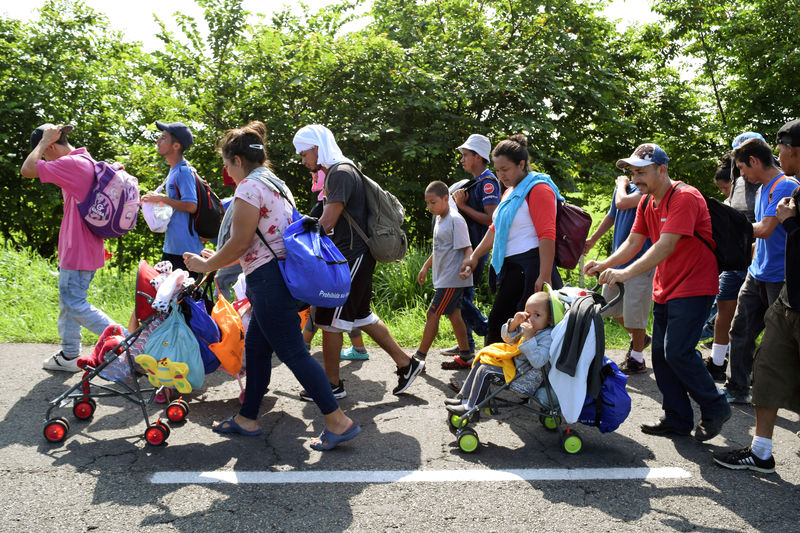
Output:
[717,269,747,301]
[601,268,654,330]
[428,287,466,317]
[315,253,379,333]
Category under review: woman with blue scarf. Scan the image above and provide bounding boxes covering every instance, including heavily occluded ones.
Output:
[460,134,563,344]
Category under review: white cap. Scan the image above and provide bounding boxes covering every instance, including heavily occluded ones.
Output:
[457,134,491,162]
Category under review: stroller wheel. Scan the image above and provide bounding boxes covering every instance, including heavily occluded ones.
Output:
[448,412,471,431]
[539,415,560,431]
[73,398,97,420]
[43,418,70,443]
[145,424,168,446]
[166,401,188,423]
[458,428,480,453]
[563,433,583,454]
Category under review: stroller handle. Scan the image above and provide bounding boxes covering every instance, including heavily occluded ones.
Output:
[590,282,624,314]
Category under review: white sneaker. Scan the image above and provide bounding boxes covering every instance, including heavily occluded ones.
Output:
[42,351,81,373]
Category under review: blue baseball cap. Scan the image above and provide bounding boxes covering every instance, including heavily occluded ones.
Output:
[731,131,765,149]
[616,143,670,169]
[156,121,193,150]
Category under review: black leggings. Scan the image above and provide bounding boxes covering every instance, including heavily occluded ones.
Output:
[486,249,562,344]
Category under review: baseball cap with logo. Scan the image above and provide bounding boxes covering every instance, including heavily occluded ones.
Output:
[457,134,491,162]
[776,119,800,147]
[155,121,193,150]
[616,143,670,169]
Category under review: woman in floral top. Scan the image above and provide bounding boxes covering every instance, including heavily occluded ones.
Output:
[184,121,360,450]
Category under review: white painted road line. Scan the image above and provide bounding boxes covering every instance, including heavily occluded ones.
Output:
[151,467,691,484]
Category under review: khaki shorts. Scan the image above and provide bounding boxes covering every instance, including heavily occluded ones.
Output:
[601,268,654,330]
[751,298,800,414]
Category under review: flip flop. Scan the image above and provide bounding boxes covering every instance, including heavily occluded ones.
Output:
[212,415,262,436]
[310,423,362,451]
[449,377,462,392]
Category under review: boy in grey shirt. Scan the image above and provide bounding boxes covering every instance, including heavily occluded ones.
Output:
[416,181,474,366]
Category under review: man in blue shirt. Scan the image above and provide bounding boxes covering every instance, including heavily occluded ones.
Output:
[142,121,203,276]
[441,134,500,368]
[585,174,654,374]
[724,138,799,404]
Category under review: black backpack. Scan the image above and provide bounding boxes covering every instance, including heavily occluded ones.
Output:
[176,165,225,240]
[642,182,754,273]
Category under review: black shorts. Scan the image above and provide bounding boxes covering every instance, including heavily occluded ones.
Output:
[315,253,379,332]
[428,287,465,317]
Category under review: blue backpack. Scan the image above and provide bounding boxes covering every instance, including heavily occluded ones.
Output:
[578,357,631,433]
[181,296,221,374]
[255,180,351,308]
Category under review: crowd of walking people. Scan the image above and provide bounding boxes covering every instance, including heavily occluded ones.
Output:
[21,117,800,468]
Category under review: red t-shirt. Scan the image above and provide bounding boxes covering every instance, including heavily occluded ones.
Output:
[630,182,718,304]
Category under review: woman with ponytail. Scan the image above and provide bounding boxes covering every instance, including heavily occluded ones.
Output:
[461,134,563,344]
[184,121,360,450]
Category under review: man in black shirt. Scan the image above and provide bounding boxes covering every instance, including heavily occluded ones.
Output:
[714,119,800,474]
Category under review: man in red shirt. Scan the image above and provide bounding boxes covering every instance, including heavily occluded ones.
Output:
[585,143,731,441]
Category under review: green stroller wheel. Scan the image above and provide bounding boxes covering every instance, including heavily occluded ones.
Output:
[563,434,583,454]
[458,428,480,453]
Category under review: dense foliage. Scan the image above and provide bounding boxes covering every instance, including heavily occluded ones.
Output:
[1,0,797,268]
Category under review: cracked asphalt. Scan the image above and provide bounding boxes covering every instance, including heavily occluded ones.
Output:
[1,342,799,532]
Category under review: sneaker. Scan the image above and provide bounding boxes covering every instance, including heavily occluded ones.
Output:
[713,446,775,473]
[42,351,81,373]
[300,381,346,402]
[341,346,369,361]
[440,345,460,356]
[154,387,173,404]
[619,356,647,375]
[704,356,727,382]
[393,357,425,395]
[724,387,752,405]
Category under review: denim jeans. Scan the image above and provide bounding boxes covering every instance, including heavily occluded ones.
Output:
[241,260,338,419]
[460,254,489,350]
[726,273,784,393]
[58,269,115,357]
[651,295,729,432]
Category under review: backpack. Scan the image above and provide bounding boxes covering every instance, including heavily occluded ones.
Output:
[554,200,593,270]
[76,154,139,239]
[642,182,755,273]
[176,164,225,240]
[578,357,631,433]
[332,162,408,263]
[255,178,352,308]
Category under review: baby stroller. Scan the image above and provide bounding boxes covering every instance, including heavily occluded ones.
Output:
[447,284,625,454]
[42,261,228,446]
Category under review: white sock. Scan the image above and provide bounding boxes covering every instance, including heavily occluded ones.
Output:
[629,350,644,363]
[711,343,728,366]
[751,436,772,460]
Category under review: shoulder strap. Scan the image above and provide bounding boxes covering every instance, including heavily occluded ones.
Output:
[328,162,370,243]
[768,175,799,203]
[255,228,282,261]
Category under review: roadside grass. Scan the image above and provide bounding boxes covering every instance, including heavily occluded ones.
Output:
[1,243,634,351]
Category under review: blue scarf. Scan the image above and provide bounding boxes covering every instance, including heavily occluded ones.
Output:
[491,171,564,273]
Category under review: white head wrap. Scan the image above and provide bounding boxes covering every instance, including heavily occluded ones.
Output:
[292,125,353,168]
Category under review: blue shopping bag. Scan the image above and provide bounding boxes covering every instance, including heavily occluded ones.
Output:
[144,302,204,389]
[182,296,221,374]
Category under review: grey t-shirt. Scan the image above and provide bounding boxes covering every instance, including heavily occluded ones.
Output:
[325,162,369,261]
[433,210,473,289]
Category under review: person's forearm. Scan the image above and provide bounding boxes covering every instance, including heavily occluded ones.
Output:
[164,197,198,213]
[753,217,778,239]
[471,228,495,260]
[597,237,643,270]
[538,238,555,278]
[21,146,47,178]
[587,216,614,245]
[458,203,493,227]
[619,235,678,278]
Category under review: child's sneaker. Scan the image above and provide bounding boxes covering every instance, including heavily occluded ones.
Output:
[42,351,81,373]
[154,388,173,404]
[619,356,647,375]
[440,345,460,356]
[713,446,775,473]
[300,381,346,401]
[341,346,369,361]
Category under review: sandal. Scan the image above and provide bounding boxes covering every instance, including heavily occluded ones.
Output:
[310,424,361,451]
[212,415,262,436]
[441,355,473,370]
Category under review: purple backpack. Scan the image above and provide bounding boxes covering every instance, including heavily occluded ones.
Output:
[76,154,140,239]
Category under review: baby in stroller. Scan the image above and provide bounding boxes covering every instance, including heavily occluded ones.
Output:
[445,289,555,415]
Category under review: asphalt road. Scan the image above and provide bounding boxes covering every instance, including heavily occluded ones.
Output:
[1,342,799,532]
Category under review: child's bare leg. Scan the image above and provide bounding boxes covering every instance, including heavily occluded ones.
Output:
[127,311,139,333]
[417,311,440,356]
[448,308,470,352]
